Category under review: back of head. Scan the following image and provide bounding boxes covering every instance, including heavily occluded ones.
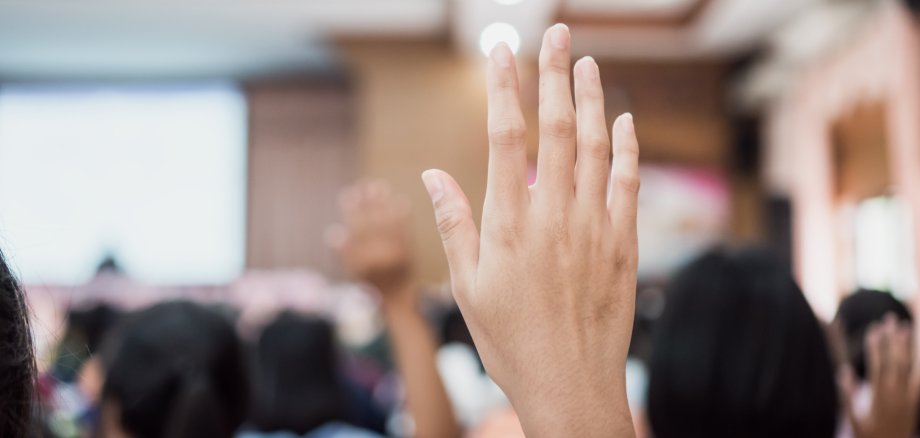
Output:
[53,304,123,382]
[101,301,249,438]
[835,289,912,380]
[250,312,346,435]
[0,249,35,437]
[647,248,838,438]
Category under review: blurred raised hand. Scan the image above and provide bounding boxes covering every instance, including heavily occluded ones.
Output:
[330,181,413,295]
[331,180,460,438]
[421,24,640,437]
[842,314,920,438]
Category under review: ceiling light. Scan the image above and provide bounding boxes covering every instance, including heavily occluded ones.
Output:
[479,22,521,57]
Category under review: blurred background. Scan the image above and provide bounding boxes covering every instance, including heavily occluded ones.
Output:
[1,0,919,429]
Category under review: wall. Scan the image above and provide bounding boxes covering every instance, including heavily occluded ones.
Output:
[768,2,920,319]
[245,79,357,274]
[339,41,490,284]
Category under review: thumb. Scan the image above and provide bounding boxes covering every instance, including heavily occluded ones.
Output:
[421,169,479,299]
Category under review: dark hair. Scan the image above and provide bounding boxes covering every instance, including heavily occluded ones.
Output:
[647,248,839,438]
[835,289,912,380]
[0,248,36,437]
[249,312,348,434]
[101,301,249,438]
[439,307,475,349]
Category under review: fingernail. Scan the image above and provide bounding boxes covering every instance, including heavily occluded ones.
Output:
[421,170,444,203]
[577,56,598,79]
[550,23,569,49]
[621,112,634,133]
[491,43,513,68]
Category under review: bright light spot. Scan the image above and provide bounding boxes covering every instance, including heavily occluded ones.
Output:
[854,196,917,299]
[479,22,521,57]
[493,0,525,4]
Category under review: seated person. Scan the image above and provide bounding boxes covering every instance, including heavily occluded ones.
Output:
[646,249,839,438]
[243,312,384,438]
[330,181,460,438]
[835,289,918,438]
[0,248,36,437]
[98,301,250,438]
[835,289,912,383]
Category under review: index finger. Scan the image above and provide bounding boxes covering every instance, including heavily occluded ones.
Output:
[485,42,529,215]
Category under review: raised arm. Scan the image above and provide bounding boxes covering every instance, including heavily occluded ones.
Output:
[841,314,920,438]
[420,24,640,437]
[332,181,461,438]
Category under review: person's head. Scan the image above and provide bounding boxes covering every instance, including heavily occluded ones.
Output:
[647,248,839,438]
[100,301,249,438]
[0,248,35,437]
[249,312,347,434]
[834,289,912,380]
[53,303,123,383]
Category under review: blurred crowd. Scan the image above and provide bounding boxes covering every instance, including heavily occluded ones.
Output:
[0,18,917,438]
[12,180,920,438]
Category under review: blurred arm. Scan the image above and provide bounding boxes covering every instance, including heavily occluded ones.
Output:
[332,181,461,438]
[380,282,460,438]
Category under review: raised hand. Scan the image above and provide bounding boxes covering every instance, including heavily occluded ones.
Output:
[421,24,640,437]
[332,181,461,438]
[842,314,920,438]
[330,181,413,295]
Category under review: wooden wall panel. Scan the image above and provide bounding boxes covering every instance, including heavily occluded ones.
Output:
[245,81,356,273]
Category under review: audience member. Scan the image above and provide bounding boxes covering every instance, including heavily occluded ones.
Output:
[244,311,383,438]
[38,304,122,437]
[646,248,839,438]
[0,248,36,437]
[51,304,123,383]
[836,289,913,380]
[98,301,249,438]
[836,292,919,438]
[331,181,461,438]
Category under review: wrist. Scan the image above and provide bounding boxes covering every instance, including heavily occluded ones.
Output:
[365,265,413,295]
[379,283,418,315]
[508,364,634,438]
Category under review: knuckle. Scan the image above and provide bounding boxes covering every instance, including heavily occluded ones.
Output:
[612,246,634,268]
[540,61,569,76]
[541,113,577,140]
[486,221,523,249]
[436,207,465,242]
[489,119,527,147]
[616,173,641,194]
[582,86,604,100]
[581,136,611,160]
[616,145,640,163]
[493,73,517,90]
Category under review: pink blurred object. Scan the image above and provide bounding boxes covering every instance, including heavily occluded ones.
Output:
[25,269,383,369]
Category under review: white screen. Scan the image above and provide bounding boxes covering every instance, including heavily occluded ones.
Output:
[0,84,246,285]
